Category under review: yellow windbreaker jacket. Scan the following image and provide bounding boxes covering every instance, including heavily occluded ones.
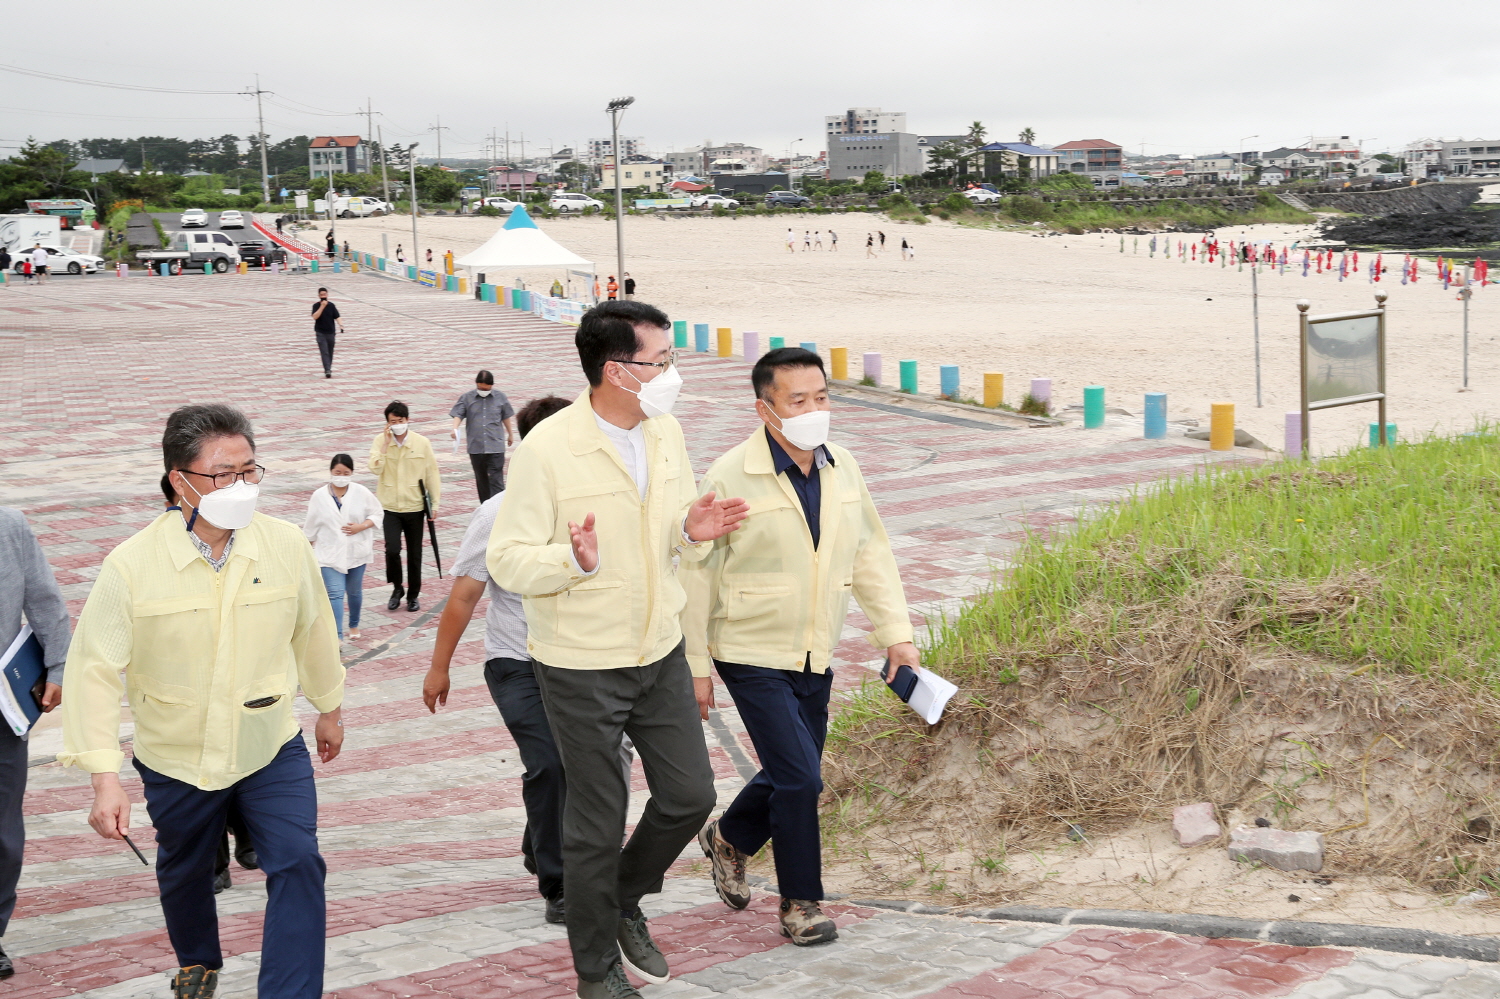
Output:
[368,428,441,515]
[681,428,912,676]
[486,391,710,669]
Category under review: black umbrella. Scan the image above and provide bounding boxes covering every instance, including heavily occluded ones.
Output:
[418,478,442,578]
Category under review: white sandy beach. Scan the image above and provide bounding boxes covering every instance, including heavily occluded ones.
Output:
[319,212,1497,454]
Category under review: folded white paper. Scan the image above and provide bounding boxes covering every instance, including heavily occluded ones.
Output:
[905,666,958,724]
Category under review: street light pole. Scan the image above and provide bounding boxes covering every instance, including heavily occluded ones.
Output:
[407,142,420,269]
[606,96,635,293]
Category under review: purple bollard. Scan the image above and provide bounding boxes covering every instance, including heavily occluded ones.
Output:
[1285,412,1302,458]
[743,331,759,359]
[1030,377,1051,403]
[863,352,882,385]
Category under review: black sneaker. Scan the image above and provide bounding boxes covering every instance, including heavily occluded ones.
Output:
[171,965,219,999]
[0,941,13,979]
[698,819,751,910]
[575,962,640,999]
[213,868,231,894]
[616,909,669,984]
[545,894,565,924]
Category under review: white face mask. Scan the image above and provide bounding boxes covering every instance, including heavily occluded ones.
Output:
[389,422,409,435]
[330,474,352,486]
[767,405,831,451]
[185,479,260,531]
[620,362,682,419]
[475,389,492,397]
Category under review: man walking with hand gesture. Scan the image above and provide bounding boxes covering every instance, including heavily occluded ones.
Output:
[488,301,747,999]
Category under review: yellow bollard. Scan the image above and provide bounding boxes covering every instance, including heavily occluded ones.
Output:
[717,328,732,358]
[458,277,468,295]
[237,261,247,274]
[983,372,1004,408]
[352,260,360,273]
[1210,402,1235,450]
[830,347,849,381]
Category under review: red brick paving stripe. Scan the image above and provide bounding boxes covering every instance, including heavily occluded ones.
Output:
[15,838,527,919]
[927,926,1352,999]
[325,896,874,999]
[7,878,543,999]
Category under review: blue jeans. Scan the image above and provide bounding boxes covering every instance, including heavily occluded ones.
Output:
[134,736,326,997]
[319,564,366,638]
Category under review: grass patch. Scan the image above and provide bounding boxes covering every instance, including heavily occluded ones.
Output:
[953,191,1314,233]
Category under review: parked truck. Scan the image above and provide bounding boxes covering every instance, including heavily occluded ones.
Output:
[0,214,63,259]
[136,230,242,273]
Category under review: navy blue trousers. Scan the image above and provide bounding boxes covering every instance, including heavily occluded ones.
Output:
[714,660,833,901]
[134,735,326,998]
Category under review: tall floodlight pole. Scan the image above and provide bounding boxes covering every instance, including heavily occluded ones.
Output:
[606,96,635,289]
[378,122,391,208]
[408,143,420,267]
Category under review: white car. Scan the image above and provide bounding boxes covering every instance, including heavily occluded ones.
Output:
[12,245,103,275]
[549,192,605,212]
[690,193,739,209]
[334,196,391,218]
[962,188,1002,204]
[180,208,208,228]
[480,197,522,212]
[218,210,245,228]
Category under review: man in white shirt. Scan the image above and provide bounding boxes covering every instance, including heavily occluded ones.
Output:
[30,244,49,284]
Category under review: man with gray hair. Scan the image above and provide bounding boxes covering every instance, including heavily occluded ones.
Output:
[61,403,346,999]
[0,508,71,980]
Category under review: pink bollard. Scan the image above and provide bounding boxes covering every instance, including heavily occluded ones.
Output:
[863,352,882,385]
[1285,412,1302,458]
[743,331,759,359]
[1030,378,1052,403]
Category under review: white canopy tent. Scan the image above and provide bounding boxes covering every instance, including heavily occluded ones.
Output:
[454,206,595,299]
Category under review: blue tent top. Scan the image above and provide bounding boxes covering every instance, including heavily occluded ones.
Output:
[504,205,538,230]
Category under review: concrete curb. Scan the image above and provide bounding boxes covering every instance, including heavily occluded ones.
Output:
[848,899,1499,963]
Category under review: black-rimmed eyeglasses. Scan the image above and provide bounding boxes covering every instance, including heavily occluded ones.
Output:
[615,350,678,370]
[177,465,267,490]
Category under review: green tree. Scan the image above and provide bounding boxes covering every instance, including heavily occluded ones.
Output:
[415,165,462,202]
[0,140,92,211]
[1019,127,1036,145]
[860,170,888,195]
[960,121,988,178]
[925,141,965,180]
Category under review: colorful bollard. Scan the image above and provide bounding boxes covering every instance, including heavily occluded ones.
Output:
[899,359,918,394]
[717,327,732,358]
[830,347,849,381]
[1030,377,1051,405]
[1083,385,1106,428]
[1284,412,1302,457]
[983,372,1004,408]
[673,320,687,349]
[694,323,710,352]
[1143,392,1167,439]
[799,341,817,355]
[863,352,882,385]
[1368,423,1397,447]
[769,336,785,351]
[1210,402,1235,450]
[744,331,760,359]
[939,364,960,400]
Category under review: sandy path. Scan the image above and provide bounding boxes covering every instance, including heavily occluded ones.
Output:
[322,212,1497,454]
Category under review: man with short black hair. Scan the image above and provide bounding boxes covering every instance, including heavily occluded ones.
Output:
[684,347,917,945]
[61,403,345,999]
[369,401,440,612]
[450,369,516,503]
[488,300,748,999]
[311,287,343,379]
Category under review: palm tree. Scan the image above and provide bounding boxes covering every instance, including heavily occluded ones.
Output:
[959,122,987,178]
[1019,127,1036,145]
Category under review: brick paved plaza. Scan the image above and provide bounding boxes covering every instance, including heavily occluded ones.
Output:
[3,269,1495,998]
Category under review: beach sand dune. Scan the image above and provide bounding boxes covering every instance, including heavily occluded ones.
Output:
[329,213,1497,453]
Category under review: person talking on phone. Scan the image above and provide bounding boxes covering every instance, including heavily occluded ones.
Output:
[681,347,916,946]
[311,287,344,379]
[59,403,345,999]
[368,401,440,613]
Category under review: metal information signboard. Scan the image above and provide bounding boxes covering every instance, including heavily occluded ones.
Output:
[1297,292,1387,457]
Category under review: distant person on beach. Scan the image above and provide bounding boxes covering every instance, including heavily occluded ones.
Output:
[900,238,909,261]
[907,242,916,262]
[275,217,284,234]
[342,240,350,258]
[828,230,838,252]
[623,273,636,300]
[311,286,344,379]
[878,231,886,251]
[802,231,811,251]
[396,244,404,263]
[865,234,875,258]
[606,276,619,300]
[813,231,822,250]
[30,244,48,284]
[551,279,564,298]
[426,249,433,265]
[325,232,335,260]
[786,228,795,253]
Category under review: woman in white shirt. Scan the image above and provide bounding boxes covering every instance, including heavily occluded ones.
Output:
[304,453,382,641]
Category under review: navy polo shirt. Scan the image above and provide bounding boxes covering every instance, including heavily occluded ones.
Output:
[765,428,834,550]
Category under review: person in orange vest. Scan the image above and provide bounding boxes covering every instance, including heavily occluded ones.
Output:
[606,275,619,300]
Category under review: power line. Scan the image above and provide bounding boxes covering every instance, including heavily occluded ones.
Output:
[0,105,249,122]
[0,62,245,95]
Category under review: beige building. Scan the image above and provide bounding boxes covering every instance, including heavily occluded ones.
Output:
[601,161,668,192]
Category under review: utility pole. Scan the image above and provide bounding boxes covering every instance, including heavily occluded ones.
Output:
[377,121,391,208]
[606,97,634,289]
[407,142,420,266]
[431,116,449,166]
[249,75,272,207]
[520,132,527,198]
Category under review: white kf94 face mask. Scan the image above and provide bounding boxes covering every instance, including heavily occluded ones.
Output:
[388,422,409,435]
[767,406,831,451]
[621,363,683,419]
[186,479,260,531]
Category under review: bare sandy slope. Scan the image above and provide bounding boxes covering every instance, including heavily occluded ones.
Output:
[322,212,1498,454]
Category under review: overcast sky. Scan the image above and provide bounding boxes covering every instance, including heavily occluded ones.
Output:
[3,0,1496,162]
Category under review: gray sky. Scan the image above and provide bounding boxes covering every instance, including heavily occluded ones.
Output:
[3,0,1496,161]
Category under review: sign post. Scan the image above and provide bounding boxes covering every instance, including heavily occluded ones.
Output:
[1297,292,1388,458]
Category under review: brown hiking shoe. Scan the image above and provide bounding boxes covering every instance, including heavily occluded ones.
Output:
[779,898,838,945]
[697,819,751,910]
[171,965,219,999]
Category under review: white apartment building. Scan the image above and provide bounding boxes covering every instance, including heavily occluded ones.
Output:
[600,161,668,192]
[1403,139,1445,177]
[663,143,767,177]
[1445,140,1500,177]
[826,108,908,137]
[586,136,643,162]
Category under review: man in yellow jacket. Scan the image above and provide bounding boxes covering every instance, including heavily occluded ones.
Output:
[368,400,440,612]
[683,347,917,946]
[488,301,747,999]
[61,403,345,999]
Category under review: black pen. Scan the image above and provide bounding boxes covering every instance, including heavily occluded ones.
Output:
[121,833,149,866]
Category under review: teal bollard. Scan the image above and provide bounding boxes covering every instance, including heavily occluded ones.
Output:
[203,262,211,275]
[899,359,918,394]
[1083,385,1106,428]
[333,261,342,273]
[673,320,688,349]
[1368,423,1397,447]
[310,259,320,273]
[1144,392,1167,438]
[769,336,785,350]
[800,341,816,354]
[939,364,959,399]
[694,323,709,352]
